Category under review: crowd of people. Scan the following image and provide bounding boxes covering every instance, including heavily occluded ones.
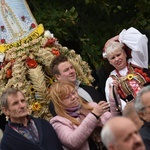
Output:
[0,27,150,150]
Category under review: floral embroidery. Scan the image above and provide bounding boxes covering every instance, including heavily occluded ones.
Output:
[21,16,25,21]
[1,39,6,43]
[30,23,36,29]
[127,74,134,80]
[1,26,5,31]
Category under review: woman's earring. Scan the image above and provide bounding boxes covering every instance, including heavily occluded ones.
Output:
[5,116,9,121]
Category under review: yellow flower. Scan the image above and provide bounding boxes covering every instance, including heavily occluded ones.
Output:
[28,86,35,94]
[31,102,41,111]
[127,74,134,80]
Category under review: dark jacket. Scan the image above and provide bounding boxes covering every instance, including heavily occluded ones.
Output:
[140,121,150,150]
[0,116,63,150]
[79,84,105,103]
[0,114,7,132]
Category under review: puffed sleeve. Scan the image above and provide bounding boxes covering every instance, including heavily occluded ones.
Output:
[119,27,148,68]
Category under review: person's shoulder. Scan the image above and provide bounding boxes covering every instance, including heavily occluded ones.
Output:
[31,116,49,125]
[139,123,150,135]
[50,115,72,125]
[79,84,96,90]
[79,84,92,87]
[79,84,100,94]
[109,70,116,75]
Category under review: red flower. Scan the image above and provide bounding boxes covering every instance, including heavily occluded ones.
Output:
[1,26,5,31]
[6,69,12,78]
[10,59,15,65]
[1,39,6,44]
[0,60,10,69]
[21,16,25,21]
[44,38,56,48]
[30,23,36,29]
[51,49,60,56]
[26,57,37,68]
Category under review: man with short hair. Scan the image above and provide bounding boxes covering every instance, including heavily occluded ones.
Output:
[123,101,143,131]
[0,88,63,150]
[49,55,106,116]
[101,116,145,150]
[134,85,150,149]
[50,55,105,103]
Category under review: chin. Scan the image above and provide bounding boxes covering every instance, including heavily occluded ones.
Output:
[19,111,28,117]
[70,79,76,83]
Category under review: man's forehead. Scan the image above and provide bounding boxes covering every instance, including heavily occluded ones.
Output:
[8,92,23,99]
[58,61,72,68]
[114,121,136,138]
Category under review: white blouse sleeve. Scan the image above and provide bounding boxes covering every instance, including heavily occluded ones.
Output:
[119,27,148,68]
[105,76,127,110]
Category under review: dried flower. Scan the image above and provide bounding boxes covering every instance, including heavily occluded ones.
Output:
[26,57,37,68]
[6,69,12,78]
[44,38,56,48]
[44,30,54,38]
[51,49,60,56]
[31,102,41,111]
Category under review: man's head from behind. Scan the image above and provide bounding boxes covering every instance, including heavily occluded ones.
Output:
[101,116,145,150]
[123,102,143,131]
[50,55,76,83]
[134,85,150,122]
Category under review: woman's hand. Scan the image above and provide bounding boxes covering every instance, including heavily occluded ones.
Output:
[91,101,110,117]
[104,35,119,50]
[112,79,120,89]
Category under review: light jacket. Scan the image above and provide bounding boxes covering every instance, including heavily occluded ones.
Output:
[50,102,112,150]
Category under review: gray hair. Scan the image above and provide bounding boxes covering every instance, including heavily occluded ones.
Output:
[0,88,23,109]
[134,85,150,113]
[104,41,124,59]
[101,124,115,149]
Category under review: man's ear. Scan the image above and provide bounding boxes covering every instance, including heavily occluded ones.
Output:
[55,74,60,80]
[2,107,9,116]
[108,144,115,150]
[138,111,145,120]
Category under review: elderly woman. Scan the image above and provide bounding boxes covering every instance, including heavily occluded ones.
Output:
[103,27,149,112]
[49,81,112,150]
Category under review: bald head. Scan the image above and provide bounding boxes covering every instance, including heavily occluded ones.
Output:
[101,116,145,150]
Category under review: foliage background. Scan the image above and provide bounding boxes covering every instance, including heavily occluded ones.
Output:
[27,0,150,78]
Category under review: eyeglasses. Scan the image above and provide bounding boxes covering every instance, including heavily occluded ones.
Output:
[63,89,77,101]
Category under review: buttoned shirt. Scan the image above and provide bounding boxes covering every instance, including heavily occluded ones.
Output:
[8,116,39,144]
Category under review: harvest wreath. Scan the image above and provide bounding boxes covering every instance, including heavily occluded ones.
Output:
[0,28,94,121]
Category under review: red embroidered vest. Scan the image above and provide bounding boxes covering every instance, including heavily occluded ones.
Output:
[111,64,150,102]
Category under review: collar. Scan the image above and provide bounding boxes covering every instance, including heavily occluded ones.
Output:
[143,120,150,126]
[76,80,81,89]
[8,115,31,128]
[65,104,81,117]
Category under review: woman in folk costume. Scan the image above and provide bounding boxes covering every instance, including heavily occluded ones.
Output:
[50,81,112,150]
[103,27,149,114]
